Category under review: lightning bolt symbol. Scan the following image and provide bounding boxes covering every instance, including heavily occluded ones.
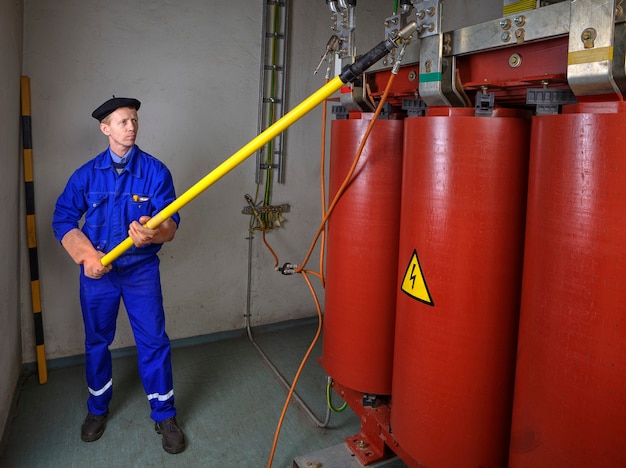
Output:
[410,264,417,289]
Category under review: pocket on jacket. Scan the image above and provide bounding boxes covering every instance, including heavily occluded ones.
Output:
[85,194,108,227]
[129,194,153,221]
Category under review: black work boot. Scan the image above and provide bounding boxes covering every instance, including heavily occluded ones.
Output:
[81,412,108,442]
[155,416,186,454]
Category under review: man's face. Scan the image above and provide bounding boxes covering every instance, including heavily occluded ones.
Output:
[100,107,138,150]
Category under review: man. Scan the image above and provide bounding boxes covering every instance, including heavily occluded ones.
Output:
[52,96,185,454]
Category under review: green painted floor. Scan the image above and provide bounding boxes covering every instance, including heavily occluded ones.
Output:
[0,320,362,468]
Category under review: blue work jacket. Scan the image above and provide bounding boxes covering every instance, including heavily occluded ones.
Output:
[52,145,180,269]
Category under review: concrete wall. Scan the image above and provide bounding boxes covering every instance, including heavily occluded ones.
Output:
[4,0,504,437]
[18,0,397,362]
[17,0,504,361]
[0,0,24,445]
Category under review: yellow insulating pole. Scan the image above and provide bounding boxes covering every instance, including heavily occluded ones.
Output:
[100,20,418,267]
[101,75,345,266]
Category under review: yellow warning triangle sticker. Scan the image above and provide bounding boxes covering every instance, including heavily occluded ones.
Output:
[401,249,434,306]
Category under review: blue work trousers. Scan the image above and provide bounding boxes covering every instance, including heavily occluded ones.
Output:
[79,255,176,422]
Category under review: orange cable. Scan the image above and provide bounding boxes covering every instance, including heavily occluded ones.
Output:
[266,72,398,467]
[257,77,331,278]
[262,230,280,269]
[266,269,323,468]
[317,77,330,287]
[296,72,397,273]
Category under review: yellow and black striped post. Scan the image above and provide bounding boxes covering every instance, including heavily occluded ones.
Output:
[20,76,48,384]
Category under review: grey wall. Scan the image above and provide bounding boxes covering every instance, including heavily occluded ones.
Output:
[20,0,419,364]
[22,0,392,362]
[4,0,504,439]
[21,0,300,361]
[0,0,24,445]
[0,0,502,442]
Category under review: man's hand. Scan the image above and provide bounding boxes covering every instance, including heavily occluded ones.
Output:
[128,216,177,248]
[83,251,112,279]
[61,228,112,279]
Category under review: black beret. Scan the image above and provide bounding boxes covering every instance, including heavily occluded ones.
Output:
[91,96,141,122]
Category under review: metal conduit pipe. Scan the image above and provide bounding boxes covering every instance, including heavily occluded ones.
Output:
[244,233,331,427]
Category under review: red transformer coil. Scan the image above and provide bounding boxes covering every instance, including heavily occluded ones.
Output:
[391,108,530,467]
[509,102,626,468]
[322,115,404,395]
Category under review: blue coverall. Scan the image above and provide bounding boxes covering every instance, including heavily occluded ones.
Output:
[52,145,181,423]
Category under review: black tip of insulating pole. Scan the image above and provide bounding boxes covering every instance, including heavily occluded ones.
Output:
[338,21,418,84]
[339,40,395,84]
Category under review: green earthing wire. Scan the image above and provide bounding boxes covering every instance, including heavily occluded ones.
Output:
[326,379,348,413]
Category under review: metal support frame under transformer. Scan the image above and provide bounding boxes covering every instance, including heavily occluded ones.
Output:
[293,444,408,468]
[327,380,419,467]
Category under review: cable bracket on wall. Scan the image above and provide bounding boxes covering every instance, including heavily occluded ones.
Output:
[241,203,290,216]
[242,194,290,231]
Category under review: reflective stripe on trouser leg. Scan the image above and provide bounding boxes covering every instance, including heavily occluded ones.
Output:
[121,256,176,422]
[80,267,121,415]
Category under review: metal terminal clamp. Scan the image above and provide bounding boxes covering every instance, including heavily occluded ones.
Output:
[277,262,298,275]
